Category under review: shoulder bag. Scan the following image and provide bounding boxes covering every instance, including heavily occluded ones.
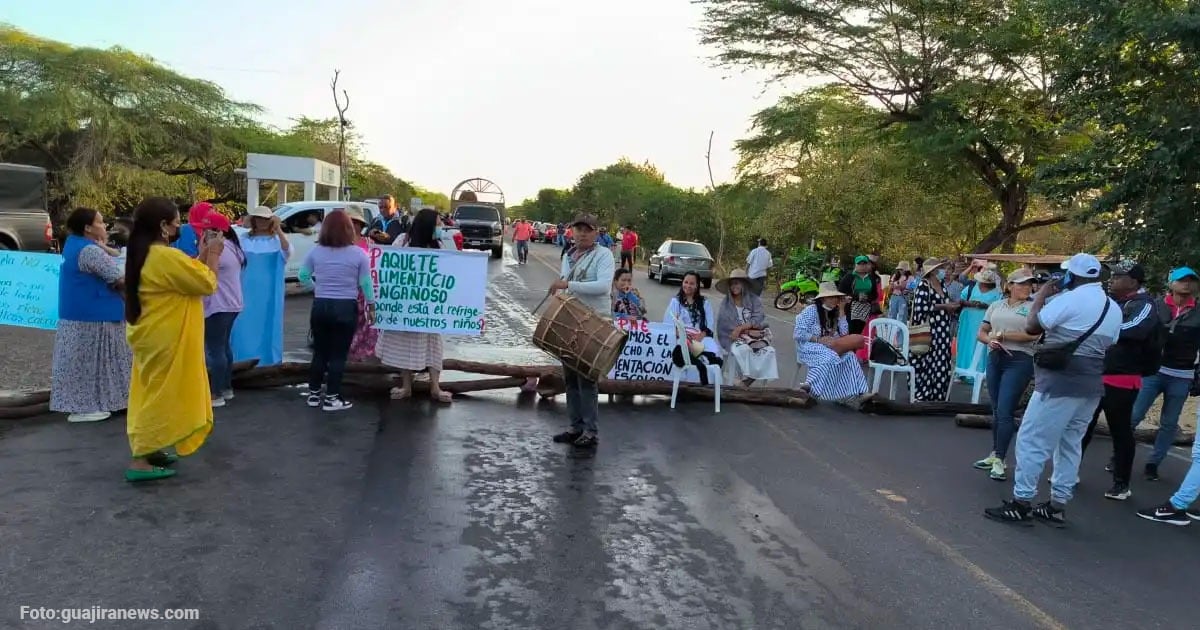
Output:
[1033,299,1111,370]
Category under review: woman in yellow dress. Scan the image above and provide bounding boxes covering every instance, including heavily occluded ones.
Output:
[123,197,222,482]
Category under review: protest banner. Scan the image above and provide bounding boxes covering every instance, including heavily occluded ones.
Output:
[0,251,60,330]
[368,246,487,335]
[607,318,698,382]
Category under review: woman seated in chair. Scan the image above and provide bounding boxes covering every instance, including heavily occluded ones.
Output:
[794,282,869,401]
[715,268,778,386]
[663,271,723,384]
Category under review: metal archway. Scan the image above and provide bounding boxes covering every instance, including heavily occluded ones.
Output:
[450,178,505,206]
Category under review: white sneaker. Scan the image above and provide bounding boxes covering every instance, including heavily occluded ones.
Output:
[989,460,1007,481]
[211,398,226,408]
[221,389,234,400]
[322,395,353,412]
[67,412,111,423]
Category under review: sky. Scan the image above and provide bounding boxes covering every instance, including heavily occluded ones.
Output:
[4,0,805,203]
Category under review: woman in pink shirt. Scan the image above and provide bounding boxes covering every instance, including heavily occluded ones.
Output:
[201,212,244,408]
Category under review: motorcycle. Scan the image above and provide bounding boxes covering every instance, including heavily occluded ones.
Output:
[774,265,843,310]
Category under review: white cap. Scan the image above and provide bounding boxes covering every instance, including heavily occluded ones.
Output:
[1061,253,1102,278]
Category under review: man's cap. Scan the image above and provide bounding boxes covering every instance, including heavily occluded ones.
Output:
[1060,253,1102,279]
[1169,267,1199,283]
[1008,268,1035,284]
[854,255,871,264]
[1110,260,1146,282]
[571,213,598,229]
[202,212,231,232]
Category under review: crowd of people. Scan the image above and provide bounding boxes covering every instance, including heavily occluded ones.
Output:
[47,193,462,483]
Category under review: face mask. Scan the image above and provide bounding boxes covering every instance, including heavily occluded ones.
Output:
[936,270,946,281]
[821,302,838,311]
[434,227,445,239]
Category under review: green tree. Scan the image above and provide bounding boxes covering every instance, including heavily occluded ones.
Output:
[698,0,1076,252]
[1037,0,1200,277]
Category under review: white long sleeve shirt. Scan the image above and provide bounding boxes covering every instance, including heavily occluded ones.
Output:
[558,246,615,316]
[746,246,773,280]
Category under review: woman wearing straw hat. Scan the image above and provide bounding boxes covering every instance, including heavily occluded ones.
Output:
[715,269,779,385]
[910,258,956,401]
[954,268,1003,376]
[231,205,291,367]
[793,282,869,401]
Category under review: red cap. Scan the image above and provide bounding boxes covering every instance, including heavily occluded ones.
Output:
[203,212,231,232]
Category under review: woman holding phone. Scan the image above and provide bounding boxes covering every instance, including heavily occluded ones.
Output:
[971,269,1040,481]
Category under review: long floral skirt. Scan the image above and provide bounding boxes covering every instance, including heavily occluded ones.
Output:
[348,292,378,362]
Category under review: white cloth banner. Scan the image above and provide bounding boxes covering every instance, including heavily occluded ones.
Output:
[369,246,488,335]
[607,318,698,382]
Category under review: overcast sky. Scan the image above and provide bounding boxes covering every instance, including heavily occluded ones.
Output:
[6,0,806,202]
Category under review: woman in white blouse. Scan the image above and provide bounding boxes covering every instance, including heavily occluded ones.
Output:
[662,271,723,383]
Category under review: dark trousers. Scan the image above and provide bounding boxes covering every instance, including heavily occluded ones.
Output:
[749,277,766,296]
[563,364,599,434]
[308,298,358,396]
[1082,384,1139,484]
[985,350,1034,460]
[204,312,238,397]
[620,251,633,270]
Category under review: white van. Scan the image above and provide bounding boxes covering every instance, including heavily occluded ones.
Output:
[236,201,380,281]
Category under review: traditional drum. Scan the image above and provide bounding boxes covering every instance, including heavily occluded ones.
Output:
[533,294,628,381]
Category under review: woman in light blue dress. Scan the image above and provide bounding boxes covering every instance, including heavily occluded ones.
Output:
[954,269,1001,374]
[231,206,291,366]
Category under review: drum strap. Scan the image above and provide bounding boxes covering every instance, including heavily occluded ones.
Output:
[565,248,599,284]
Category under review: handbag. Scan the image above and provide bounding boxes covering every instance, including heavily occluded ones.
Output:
[870,336,907,366]
[908,323,932,356]
[1033,299,1111,370]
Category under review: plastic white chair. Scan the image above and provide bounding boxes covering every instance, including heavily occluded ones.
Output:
[790,362,810,390]
[867,318,917,402]
[669,316,722,413]
[948,341,988,404]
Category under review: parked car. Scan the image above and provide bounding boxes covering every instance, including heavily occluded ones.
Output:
[647,240,715,288]
[0,163,55,252]
[543,225,558,243]
[240,200,381,281]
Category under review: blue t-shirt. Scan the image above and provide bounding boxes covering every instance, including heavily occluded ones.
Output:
[172,224,199,257]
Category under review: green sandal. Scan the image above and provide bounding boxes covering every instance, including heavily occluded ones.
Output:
[145,451,179,467]
[124,467,177,482]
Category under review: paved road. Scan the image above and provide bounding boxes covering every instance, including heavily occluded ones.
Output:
[2,242,1200,629]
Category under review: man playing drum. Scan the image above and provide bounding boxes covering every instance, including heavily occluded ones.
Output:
[548,213,615,448]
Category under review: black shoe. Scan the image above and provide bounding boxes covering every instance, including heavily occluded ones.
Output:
[321,395,353,412]
[1104,458,1114,473]
[984,499,1033,526]
[1031,501,1067,528]
[1104,482,1132,501]
[572,432,599,448]
[1137,502,1191,526]
[1188,509,1200,522]
[553,430,583,444]
[1145,463,1160,481]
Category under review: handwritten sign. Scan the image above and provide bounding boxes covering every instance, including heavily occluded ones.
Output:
[0,251,61,330]
[607,318,698,382]
[368,246,487,335]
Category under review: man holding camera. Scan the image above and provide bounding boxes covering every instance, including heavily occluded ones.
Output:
[368,195,405,245]
[985,253,1123,527]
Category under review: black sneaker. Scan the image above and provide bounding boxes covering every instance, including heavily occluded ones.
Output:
[1188,509,1200,522]
[572,432,599,448]
[306,390,322,408]
[552,430,583,444]
[1104,458,1113,473]
[322,395,353,412]
[1104,483,1132,501]
[983,499,1033,526]
[1145,463,1160,481]
[1031,501,1067,528]
[1136,502,1191,526]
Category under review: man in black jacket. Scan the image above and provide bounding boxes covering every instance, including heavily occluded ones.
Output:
[1130,266,1200,480]
[1080,261,1162,500]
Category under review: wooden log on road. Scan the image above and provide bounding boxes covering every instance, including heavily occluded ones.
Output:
[0,390,51,408]
[954,413,1194,445]
[861,397,991,417]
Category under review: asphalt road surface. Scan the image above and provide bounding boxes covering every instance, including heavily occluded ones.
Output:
[1,241,1199,629]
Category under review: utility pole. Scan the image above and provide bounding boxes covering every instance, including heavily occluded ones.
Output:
[331,70,351,200]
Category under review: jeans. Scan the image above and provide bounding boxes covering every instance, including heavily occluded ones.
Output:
[515,239,529,260]
[1013,391,1100,505]
[1131,373,1191,465]
[1170,416,1200,510]
[620,251,633,270]
[986,351,1034,460]
[1081,385,1139,484]
[563,363,599,434]
[887,295,909,323]
[308,298,358,396]
[205,312,238,397]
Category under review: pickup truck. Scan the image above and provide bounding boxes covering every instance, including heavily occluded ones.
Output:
[0,163,55,252]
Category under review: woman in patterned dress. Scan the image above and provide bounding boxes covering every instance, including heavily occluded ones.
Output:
[343,206,379,362]
[50,208,132,423]
[794,282,868,401]
[910,258,955,401]
[376,209,453,404]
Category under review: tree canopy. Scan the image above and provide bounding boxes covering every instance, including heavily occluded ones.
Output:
[0,25,436,218]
